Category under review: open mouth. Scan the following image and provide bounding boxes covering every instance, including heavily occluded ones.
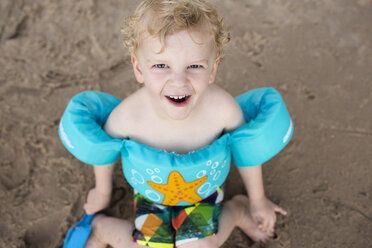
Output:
[166,95,191,106]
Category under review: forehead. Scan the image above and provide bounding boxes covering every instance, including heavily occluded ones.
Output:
[138,29,215,57]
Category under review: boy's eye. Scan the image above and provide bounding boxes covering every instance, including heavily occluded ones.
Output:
[154,64,168,69]
[188,65,203,69]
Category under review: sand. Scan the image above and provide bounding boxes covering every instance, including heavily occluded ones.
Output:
[0,0,371,247]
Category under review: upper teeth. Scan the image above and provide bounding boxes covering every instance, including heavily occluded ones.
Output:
[169,95,187,99]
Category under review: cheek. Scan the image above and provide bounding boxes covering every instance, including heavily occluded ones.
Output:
[144,72,168,94]
[189,72,210,84]
[146,73,165,83]
[144,68,169,81]
[188,73,210,92]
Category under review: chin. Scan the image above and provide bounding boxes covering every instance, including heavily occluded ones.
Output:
[167,111,191,120]
[162,97,195,120]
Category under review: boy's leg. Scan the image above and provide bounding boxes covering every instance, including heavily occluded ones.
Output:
[84,214,144,248]
[177,195,271,248]
[84,195,271,248]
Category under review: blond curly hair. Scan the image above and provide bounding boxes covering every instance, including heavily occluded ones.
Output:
[122,0,230,58]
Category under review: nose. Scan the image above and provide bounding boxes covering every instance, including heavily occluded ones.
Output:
[170,71,188,87]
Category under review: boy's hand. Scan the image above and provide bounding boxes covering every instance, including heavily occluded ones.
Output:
[249,197,287,235]
[83,187,111,215]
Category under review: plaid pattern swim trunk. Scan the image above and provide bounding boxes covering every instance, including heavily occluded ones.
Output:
[132,187,224,248]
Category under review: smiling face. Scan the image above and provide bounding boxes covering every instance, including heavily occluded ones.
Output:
[131,28,220,121]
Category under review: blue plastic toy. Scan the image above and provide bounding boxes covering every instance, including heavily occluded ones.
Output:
[63,214,95,248]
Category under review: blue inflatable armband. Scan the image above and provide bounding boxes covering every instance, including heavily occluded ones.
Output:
[58,91,122,165]
[231,88,293,167]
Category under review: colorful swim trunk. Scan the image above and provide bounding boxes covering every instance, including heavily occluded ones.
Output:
[132,187,224,248]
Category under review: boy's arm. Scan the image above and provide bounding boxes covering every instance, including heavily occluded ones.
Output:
[84,109,121,215]
[223,93,287,234]
[237,165,287,234]
[237,165,265,201]
[94,163,115,194]
[84,163,115,214]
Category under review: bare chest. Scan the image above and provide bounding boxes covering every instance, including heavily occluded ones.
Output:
[125,112,224,154]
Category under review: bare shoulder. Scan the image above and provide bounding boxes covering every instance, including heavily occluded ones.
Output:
[104,88,146,139]
[207,85,245,133]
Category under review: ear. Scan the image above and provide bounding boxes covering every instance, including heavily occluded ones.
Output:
[209,57,220,84]
[131,53,144,84]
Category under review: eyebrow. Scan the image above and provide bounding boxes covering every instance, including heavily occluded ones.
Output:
[189,59,209,64]
[146,58,209,64]
[146,58,168,64]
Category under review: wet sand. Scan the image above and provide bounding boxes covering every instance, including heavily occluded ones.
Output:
[0,0,371,247]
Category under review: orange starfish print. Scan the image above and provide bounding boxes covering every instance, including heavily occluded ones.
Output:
[147,171,208,206]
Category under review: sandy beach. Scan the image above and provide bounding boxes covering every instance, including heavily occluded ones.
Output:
[0,0,371,247]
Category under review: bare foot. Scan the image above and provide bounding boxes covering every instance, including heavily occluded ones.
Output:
[84,214,107,248]
[232,195,273,244]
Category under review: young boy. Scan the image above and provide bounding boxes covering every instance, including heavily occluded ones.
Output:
[82,0,287,247]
